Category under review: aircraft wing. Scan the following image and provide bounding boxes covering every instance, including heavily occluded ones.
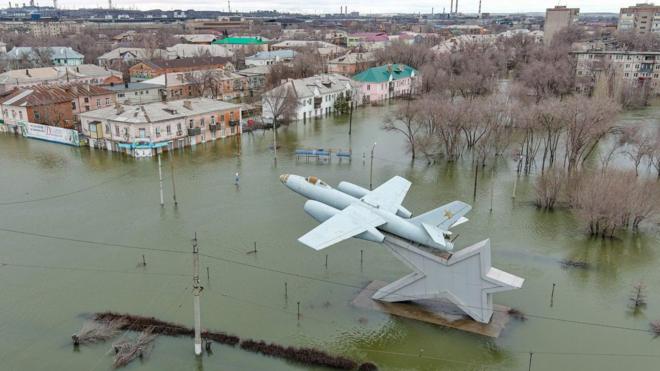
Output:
[298,204,386,251]
[360,176,411,214]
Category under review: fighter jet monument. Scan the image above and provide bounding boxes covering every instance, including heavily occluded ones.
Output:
[280,174,524,324]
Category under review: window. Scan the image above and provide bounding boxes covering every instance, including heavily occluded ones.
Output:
[84,97,89,103]
[34,111,40,120]
[96,99,101,107]
[155,127,161,137]
[115,125,120,136]
[72,101,76,110]
[189,119,194,129]
[177,123,182,131]
[105,124,110,134]
[19,111,23,120]
[166,125,171,134]
[85,105,90,111]
[105,98,110,105]
[139,128,146,138]
[118,93,125,98]
[211,116,215,125]
[230,111,234,120]
[200,118,205,127]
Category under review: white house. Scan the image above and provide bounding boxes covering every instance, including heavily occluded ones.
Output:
[262,73,359,122]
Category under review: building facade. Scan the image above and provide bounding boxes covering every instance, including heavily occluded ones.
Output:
[327,52,376,75]
[5,47,84,66]
[352,64,418,104]
[261,74,359,122]
[128,57,231,82]
[105,82,163,105]
[618,3,660,34]
[574,50,660,95]
[79,98,242,157]
[0,84,116,132]
[544,6,580,45]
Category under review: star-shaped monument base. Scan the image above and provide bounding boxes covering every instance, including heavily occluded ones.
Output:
[372,235,524,324]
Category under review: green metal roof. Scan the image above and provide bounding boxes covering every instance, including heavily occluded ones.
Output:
[213,37,265,45]
[352,64,417,83]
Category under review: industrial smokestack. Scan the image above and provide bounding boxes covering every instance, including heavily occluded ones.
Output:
[450,0,453,15]
[478,0,482,17]
[455,0,458,14]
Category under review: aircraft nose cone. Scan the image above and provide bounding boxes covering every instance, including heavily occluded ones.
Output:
[280,174,289,184]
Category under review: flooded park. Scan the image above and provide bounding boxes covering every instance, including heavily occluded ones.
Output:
[0,102,659,371]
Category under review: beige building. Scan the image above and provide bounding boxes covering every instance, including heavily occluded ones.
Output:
[574,50,660,96]
[79,98,242,157]
[618,3,660,34]
[544,6,580,45]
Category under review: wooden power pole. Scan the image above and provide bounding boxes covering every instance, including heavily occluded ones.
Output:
[192,232,202,356]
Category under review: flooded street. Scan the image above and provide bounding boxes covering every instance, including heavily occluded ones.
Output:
[0,103,659,371]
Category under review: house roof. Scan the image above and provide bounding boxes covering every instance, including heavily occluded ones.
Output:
[104,82,164,92]
[238,65,271,76]
[352,64,416,83]
[165,44,233,59]
[174,34,218,43]
[136,56,231,70]
[213,37,265,45]
[0,64,122,85]
[349,32,390,42]
[271,40,337,49]
[328,52,375,65]
[6,47,84,60]
[0,83,114,107]
[246,50,297,60]
[267,73,358,100]
[80,98,241,124]
[97,48,166,61]
[141,68,244,88]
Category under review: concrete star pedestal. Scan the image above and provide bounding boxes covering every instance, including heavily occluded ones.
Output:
[352,234,524,338]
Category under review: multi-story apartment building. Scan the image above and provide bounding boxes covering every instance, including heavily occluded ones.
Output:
[574,50,660,95]
[79,98,242,157]
[544,6,580,45]
[261,74,359,122]
[352,64,419,104]
[618,3,660,34]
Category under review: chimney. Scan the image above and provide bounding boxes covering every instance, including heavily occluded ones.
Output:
[25,69,30,76]
[76,66,80,73]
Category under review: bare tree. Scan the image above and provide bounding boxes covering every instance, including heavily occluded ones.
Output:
[384,101,423,160]
[262,84,298,128]
[535,168,565,210]
[620,127,655,176]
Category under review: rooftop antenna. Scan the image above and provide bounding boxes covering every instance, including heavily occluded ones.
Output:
[108,0,111,10]
[53,0,56,9]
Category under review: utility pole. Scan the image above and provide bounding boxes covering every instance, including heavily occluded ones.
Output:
[369,142,376,190]
[273,121,277,166]
[157,153,164,207]
[192,232,202,356]
[170,156,178,207]
[348,100,353,136]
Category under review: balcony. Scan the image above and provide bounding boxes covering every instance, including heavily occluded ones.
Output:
[229,120,239,127]
[187,127,201,136]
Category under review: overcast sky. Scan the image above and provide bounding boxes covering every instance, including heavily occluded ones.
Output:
[52,1,631,14]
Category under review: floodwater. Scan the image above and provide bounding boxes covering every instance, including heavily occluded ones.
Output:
[0,103,659,371]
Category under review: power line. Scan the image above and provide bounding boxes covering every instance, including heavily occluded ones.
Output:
[0,170,133,206]
[0,226,655,336]
[1,258,659,366]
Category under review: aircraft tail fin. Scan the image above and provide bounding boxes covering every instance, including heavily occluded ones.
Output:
[411,201,471,230]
